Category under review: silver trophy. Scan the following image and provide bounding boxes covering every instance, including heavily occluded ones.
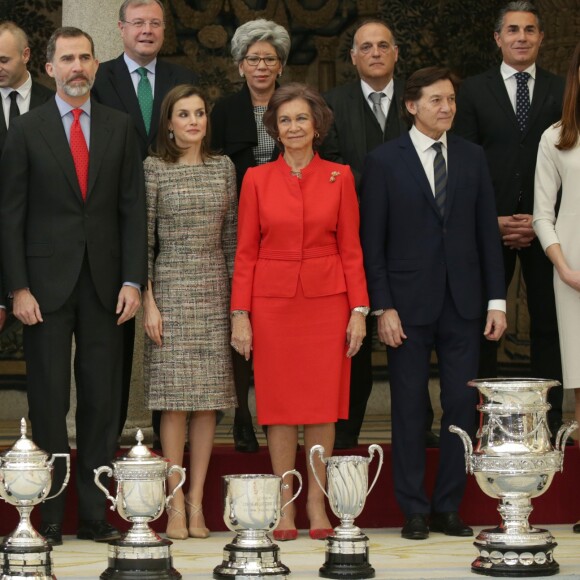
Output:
[213,471,303,579]
[310,444,384,579]
[450,378,577,577]
[94,429,186,580]
[0,418,70,580]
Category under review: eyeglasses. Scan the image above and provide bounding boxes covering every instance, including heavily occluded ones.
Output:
[122,19,165,29]
[243,55,280,67]
[358,42,396,55]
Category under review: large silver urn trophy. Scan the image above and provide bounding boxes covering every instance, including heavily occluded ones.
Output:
[94,429,186,580]
[0,418,70,580]
[450,378,577,577]
[309,444,384,579]
[213,471,303,579]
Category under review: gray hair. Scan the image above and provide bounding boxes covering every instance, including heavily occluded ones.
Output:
[0,21,29,52]
[119,0,165,22]
[352,19,397,51]
[231,19,291,66]
[46,27,95,63]
[495,1,543,33]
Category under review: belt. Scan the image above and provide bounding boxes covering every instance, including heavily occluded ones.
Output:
[258,243,338,261]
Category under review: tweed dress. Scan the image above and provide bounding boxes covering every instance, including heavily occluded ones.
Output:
[144,155,238,411]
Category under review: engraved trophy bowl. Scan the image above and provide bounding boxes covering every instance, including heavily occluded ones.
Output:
[450,377,578,577]
[310,444,384,579]
[213,471,302,579]
[0,418,70,579]
[94,429,185,580]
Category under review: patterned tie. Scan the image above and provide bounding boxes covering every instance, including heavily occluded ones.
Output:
[432,142,446,218]
[70,108,89,201]
[369,92,386,131]
[515,71,531,132]
[137,67,153,134]
[8,91,20,127]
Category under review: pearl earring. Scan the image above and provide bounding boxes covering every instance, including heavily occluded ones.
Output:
[169,130,174,140]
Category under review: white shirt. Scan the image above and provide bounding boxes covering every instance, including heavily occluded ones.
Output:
[0,72,32,129]
[500,61,536,112]
[360,78,394,119]
[123,54,156,97]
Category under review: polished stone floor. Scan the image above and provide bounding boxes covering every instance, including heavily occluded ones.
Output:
[42,525,580,579]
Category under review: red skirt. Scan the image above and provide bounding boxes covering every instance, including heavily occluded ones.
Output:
[251,282,351,425]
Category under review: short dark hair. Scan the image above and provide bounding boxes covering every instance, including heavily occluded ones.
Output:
[46,27,95,63]
[352,19,397,50]
[495,1,543,34]
[402,67,458,127]
[263,83,333,151]
[152,84,215,163]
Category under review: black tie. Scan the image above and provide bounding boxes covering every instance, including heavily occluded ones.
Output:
[432,142,446,217]
[515,71,531,132]
[8,91,20,125]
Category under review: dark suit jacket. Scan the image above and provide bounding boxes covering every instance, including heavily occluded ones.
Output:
[92,55,198,159]
[210,83,279,193]
[453,66,564,216]
[360,131,505,326]
[0,98,147,314]
[320,79,406,189]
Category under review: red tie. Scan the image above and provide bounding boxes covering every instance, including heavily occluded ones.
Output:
[70,108,89,201]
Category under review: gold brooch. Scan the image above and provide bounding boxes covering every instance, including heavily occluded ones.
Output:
[330,171,341,183]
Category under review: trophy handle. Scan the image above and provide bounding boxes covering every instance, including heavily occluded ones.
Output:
[280,469,303,514]
[93,466,117,511]
[449,425,474,474]
[366,444,384,497]
[165,465,187,508]
[555,420,578,458]
[44,453,71,501]
[308,445,329,499]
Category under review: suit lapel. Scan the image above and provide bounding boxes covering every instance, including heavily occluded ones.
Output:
[150,59,172,145]
[351,85,368,165]
[0,99,6,134]
[526,67,551,136]
[37,100,84,203]
[487,68,519,132]
[444,135,460,222]
[87,100,112,200]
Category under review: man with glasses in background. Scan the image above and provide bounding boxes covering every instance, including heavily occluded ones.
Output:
[92,0,197,442]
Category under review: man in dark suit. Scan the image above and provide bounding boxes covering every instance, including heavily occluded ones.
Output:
[453,1,565,435]
[0,21,53,324]
[320,20,436,450]
[0,27,147,546]
[91,0,197,438]
[360,67,506,540]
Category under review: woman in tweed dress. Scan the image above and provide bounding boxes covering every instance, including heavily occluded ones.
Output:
[143,85,237,540]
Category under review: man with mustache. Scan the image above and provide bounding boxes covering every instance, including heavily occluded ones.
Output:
[0,27,147,546]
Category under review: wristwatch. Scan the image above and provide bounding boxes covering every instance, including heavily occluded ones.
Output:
[352,306,370,316]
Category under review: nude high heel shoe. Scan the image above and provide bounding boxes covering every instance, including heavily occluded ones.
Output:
[185,500,210,538]
[166,499,188,540]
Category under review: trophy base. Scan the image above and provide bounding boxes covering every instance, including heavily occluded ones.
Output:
[471,539,559,577]
[0,544,55,580]
[213,541,290,578]
[319,534,374,579]
[100,539,181,580]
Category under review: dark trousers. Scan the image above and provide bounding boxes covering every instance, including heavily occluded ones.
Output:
[118,318,135,436]
[479,238,563,425]
[389,289,479,516]
[24,259,122,523]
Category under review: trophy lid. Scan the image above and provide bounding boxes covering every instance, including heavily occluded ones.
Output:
[113,429,169,466]
[0,418,50,465]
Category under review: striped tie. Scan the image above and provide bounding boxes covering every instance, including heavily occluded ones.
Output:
[432,142,446,217]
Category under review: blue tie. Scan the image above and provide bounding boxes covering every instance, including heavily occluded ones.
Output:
[432,142,446,217]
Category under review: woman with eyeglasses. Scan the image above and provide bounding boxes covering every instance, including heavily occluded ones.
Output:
[211,19,290,453]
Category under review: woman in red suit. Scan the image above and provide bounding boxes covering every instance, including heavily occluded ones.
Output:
[230,83,369,540]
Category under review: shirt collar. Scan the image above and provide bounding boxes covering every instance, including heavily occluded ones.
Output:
[123,53,157,76]
[0,71,32,99]
[500,61,536,81]
[360,78,394,103]
[55,93,91,119]
[409,124,448,153]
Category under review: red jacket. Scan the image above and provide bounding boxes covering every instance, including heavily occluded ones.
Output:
[231,154,368,310]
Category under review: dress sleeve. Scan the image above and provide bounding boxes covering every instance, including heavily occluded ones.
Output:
[533,129,562,252]
[222,156,238,279]
[336,166,369,308]
[144,158,159,282]
[230,168,261,311]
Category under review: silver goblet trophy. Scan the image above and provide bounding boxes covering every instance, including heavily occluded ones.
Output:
[0,418,70,580]
[310,444,384,579]
[213,471,303,579]
[450,378,577,577]
[94,429,186,580]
